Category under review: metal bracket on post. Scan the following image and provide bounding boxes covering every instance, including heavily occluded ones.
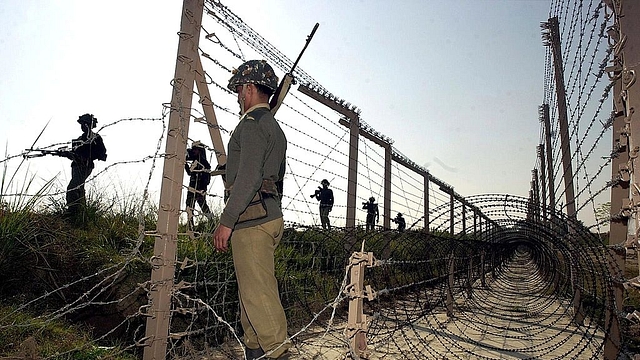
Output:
[344,250,378,359]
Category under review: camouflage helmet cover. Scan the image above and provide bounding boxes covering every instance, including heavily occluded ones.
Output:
[227,60,278,94]
[77,113,97,128]
[321,179,330,185]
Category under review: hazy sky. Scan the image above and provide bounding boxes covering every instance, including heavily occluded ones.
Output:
[0,0,551,203]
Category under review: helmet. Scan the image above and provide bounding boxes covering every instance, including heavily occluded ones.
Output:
[369,197,375,202]
[191,141,205,149]
[228,60,278,94]
[321,179,330,186]
[77,113,97,128]
[397,213,402,217]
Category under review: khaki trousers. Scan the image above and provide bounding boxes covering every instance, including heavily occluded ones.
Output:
[231,217,290,357]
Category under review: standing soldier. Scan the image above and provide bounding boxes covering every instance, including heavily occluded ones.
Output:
[392,212,406,232]
[311,178,334,229]
[65,113,107,218]
[363,197,379,232]
[184,141,211,228]
[212,60,290,359]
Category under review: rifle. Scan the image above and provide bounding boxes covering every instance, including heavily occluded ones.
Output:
[24,147,73,159]
[269,22,319,115]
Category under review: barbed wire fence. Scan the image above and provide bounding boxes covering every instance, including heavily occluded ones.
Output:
[0,0,637,359]
[533,0,640,358]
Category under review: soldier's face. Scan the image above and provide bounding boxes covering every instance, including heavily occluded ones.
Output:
[236,85,246,114]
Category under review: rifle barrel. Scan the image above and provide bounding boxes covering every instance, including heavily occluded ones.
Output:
[290,23,319,72]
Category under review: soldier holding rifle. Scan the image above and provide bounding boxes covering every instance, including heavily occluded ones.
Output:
[26,113,107,219]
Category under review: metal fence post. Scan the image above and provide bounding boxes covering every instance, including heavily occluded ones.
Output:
[143,1,204,359]
[604,0,639,357]
[543,17,577,219]
[539,104,556,213]
[424,173,430,231]
[447,252,455,317]
[537,145,548,221]
[344,248,377,359]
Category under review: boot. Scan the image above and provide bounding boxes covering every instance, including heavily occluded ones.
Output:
[245,347,265,360]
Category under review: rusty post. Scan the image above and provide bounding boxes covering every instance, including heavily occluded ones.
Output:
[143,1,204,359]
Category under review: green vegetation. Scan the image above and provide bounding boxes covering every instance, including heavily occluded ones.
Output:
[2,171,638,357]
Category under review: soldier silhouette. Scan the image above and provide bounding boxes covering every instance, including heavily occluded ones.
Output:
[64,114,107,218]
[363,197,379,232]
[184,141,211,228]
[392,212,406,232]
[311,179,334,229]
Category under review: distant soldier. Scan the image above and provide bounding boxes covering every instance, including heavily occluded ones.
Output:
[311,179,334,229]
[392,212,406,232]
[362,197,379,232]
[185,141,212,228]
[65,114,107,217]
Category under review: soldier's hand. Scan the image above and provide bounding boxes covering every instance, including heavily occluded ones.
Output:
[213,224,232,252]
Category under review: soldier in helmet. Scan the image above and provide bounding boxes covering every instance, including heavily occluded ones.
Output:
[392,212,406,232]
[362,196,379,232]
[185,141,212,229]
[212,60,290,359]
[311,179,334,229]
[65,113,107,218]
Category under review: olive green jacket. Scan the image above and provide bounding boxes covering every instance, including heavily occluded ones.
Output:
[219,104,287,229]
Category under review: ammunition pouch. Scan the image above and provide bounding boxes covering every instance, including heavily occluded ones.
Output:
[237,192,268,224]
[234,179,281,224]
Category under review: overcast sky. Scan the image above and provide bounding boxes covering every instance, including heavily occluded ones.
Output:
[0,1,552,209]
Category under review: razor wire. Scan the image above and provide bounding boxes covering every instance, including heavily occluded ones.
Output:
[537,0,614,229]
[0,0,636,359]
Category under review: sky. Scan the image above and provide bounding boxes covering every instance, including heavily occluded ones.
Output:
[0,1,554,216]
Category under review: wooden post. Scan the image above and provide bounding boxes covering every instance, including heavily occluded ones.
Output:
[143,1,204,359]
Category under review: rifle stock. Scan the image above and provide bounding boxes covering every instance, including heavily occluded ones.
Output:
[270,22,319,115]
